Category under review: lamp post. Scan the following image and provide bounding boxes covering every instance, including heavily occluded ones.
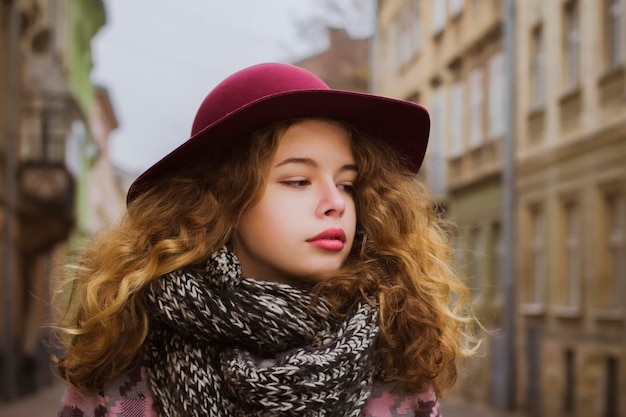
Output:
[493,0,517,411]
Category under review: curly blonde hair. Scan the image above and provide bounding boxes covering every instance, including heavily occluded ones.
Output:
[319,129,480,396]
[53,118,479,396]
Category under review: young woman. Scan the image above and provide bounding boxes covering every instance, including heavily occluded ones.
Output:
[54,63,480,417]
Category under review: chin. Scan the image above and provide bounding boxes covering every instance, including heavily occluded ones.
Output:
[284,256,347,283]
[302,266,343,282]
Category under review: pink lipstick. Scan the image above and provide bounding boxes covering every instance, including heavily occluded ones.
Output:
[307,228,346,251]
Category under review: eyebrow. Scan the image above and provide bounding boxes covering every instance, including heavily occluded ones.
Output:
[275,157,358,173]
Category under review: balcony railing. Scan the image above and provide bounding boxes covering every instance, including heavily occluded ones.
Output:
[17,162,75,252]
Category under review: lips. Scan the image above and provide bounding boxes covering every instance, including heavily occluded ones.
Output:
[307,228,346,251]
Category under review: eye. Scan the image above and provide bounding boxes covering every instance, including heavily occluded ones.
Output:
[337,183,355,194]
[281,179,310,187]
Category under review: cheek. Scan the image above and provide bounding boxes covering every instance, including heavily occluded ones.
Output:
[240,194,295,239]
[345,200,358,241]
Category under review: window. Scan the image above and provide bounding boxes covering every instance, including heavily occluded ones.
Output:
[374,27,390,84]
[605,0,624,71]
[605,356,619,417]
[564,349,576,413]
[488,221,503,301]
[452,233,465,275]
[393,0,423,68]
[469,67,484,148]
[388,23,400,72]
[20,98,68,163]
[427,86,447,194]
[525,206,545,306]
[450,0,465,17]
[432,0,446,35]
[556,201,582,309]
[397,13,413,66]
[470,226,485,299]
[564,203,581,306]
[488,51,506,139]
[530,24,545,109]
[601,192,625,310]
[563,1,580,90]
[449,80,465,158]
[411,0,423,55]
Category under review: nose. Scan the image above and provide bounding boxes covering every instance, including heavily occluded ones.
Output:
[316,181,346,218]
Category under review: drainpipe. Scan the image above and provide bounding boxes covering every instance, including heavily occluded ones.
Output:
[623,0,626,101]
[2,0,21,401]
[494,0,517,411]
[368,0,379,94]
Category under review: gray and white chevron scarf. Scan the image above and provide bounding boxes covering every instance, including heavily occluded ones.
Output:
[144,250,380,417]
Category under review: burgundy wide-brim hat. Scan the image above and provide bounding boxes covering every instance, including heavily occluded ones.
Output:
[126,63,430,204]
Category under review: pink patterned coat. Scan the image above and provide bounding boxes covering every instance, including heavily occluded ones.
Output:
[58,363,440,417]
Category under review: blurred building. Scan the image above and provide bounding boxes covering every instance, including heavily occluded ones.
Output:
[0,0,115,402]
[372,0,505,406]
[515,1,624,416]
[85,86,124,236]
[294,27,370,92]
[372,1,625,416]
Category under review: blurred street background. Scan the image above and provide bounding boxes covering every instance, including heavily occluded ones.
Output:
[1,0,625,416]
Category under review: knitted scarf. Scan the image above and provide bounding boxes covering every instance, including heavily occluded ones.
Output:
[144,250,380,417]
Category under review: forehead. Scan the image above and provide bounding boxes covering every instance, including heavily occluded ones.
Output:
[274,119,353,158]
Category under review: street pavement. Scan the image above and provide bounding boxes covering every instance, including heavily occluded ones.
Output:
[0,380,514,417]
[0,379,65,417]
[439,396,512,417]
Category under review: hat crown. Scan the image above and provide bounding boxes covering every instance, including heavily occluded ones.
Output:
[191,63,330,136]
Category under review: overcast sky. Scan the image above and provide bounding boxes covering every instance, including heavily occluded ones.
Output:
[91,0,374,175]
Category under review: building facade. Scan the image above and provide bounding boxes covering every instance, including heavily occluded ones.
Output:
[85,86,124,236]
[373,0,506,406]
[294,27,370,92]
[0,0,107,401]
[515,1,625,416]
[372,1,625,416]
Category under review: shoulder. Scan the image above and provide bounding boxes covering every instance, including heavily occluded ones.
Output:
[363,381,441,417]
[58,363,156,417]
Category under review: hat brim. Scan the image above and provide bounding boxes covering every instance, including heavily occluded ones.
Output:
[126,89,429,203]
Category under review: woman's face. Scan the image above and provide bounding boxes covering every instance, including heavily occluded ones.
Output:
[232,119,357,284]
